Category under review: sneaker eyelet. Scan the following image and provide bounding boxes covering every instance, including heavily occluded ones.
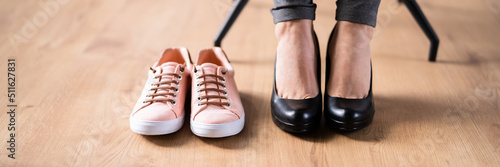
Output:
[227,103,231,107]
[177,75,182,80]
[197,103,201,106]
[196,83,201,87]
[143,101,147,103]
[171,101,176,105]
[224,91,228,95]
[173,94,177,99]
[175,88,179,92]
[180,67,184,73]
[197,97,201,101]
[221,71,227,75]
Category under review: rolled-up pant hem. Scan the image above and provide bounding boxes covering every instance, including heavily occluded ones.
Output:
[271,4,317,24]
[336,0,380,27]
[270,0,380,27]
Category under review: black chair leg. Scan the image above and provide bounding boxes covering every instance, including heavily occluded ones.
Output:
[213,0,439,61]
[213,0,248,47]
[400,0,440,62]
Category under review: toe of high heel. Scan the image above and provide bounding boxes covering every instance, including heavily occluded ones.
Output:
[324,93,374,131]
[271,91,322,133]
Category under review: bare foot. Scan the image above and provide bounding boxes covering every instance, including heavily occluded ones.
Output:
[275,19,318,99]
[327,21,373,99]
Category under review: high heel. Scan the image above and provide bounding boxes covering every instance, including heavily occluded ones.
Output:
[324,26,375,131]
[270,32,322,133]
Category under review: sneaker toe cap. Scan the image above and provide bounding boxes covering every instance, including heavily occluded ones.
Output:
[132,104,178,121]
[193,109,240,124]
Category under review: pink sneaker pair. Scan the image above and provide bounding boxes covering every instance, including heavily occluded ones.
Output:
[130,47,244,138]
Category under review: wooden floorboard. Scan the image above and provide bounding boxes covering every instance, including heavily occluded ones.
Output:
[1,0,500,166]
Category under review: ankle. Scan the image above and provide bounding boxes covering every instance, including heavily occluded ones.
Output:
[336,21,374,44]
[275,19,313,40]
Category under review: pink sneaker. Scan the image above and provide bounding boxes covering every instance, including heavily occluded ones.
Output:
[130,47,192,135]
[190,47,245,138]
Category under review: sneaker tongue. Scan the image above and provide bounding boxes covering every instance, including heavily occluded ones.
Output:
[156,62,180,73]
[199,63,219,70]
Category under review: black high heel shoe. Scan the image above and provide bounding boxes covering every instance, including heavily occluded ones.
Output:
[270,32,321,133]
[324,26,375,131]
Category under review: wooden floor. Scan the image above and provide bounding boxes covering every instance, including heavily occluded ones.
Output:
[1,0,500,166]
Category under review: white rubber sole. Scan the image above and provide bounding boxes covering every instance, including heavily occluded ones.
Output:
[130,112,184,135]
[190,113,245,138]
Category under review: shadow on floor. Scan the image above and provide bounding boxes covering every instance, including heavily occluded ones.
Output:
[283,93,452,143]
[144,84,453,146]
[340,94,452,142]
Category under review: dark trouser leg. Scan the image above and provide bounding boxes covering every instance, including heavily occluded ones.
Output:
[270,0,317,24]
[336,0,381,27]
